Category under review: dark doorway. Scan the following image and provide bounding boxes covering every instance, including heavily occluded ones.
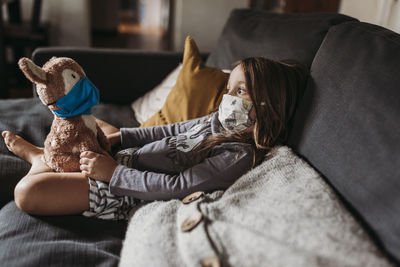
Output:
[91,0,173,50]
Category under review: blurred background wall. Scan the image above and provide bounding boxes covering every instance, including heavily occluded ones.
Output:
[340,0,400,33]
[1,0,399,98]
[11,0,400,52]
[172,0,248,52]
[19,0,90,46]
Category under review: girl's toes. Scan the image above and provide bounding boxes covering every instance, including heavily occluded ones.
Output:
[2,131,10,144]
[2,131,12,140]
[2,132,21,152]
[1,132,41,163]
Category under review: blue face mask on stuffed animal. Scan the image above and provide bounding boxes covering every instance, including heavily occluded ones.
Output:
[53,77,99,118]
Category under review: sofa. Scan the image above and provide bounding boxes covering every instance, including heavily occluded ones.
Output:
[0,8,399,266]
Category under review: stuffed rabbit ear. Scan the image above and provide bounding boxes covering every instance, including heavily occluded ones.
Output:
[18,57,47,84]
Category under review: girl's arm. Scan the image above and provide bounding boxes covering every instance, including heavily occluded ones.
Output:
[94,117,119,135]
[108,147,253,201]
[120,114,211,148]
[107,131,122,148]
[94,116,121,150]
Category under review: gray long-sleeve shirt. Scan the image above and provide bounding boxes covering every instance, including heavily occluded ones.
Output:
[109,112,254,201]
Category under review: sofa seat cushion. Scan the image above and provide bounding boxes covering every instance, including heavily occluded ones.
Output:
[0,201,127,267]
[206,9,357,69]
[288,22,400,263]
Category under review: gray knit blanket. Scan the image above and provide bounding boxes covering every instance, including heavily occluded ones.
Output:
[119,146,392,267]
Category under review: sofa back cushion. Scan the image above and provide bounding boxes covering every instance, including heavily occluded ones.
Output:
[288,21,400,263]
[206,9,356,69]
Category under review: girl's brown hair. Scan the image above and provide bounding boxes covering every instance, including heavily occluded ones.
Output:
[193,57,308,167]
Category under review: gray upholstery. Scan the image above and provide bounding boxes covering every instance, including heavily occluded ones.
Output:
[0,99,50,207]
[0,202,127,267]
[32,48,183,104]
[288,21,400,263]
[206,9,357,69]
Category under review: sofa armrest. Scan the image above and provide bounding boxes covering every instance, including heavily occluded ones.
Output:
[32,47,183,104]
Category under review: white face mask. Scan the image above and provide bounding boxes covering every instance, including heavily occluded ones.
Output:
[218,94,254,132]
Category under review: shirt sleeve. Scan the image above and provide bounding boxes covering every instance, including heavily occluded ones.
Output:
[120,114,211,148]
[109,147,254,201]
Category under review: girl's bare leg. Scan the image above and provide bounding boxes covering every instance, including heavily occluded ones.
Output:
[2,131,89,216]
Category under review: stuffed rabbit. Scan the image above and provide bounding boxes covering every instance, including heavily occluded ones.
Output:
[18,57,111,172]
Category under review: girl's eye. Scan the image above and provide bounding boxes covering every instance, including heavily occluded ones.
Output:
[71,74,76,79]
[238,88,247,94]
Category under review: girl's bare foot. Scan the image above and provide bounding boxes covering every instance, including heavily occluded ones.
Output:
[2,131,43,164]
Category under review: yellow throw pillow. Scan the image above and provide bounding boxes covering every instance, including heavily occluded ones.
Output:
[140,36,229,127]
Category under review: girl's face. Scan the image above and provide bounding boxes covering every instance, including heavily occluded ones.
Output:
[226,65,256,122]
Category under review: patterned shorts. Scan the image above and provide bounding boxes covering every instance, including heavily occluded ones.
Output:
[82,148,143,221]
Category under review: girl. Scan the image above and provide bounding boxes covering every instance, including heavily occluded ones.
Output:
[2,57,308,220]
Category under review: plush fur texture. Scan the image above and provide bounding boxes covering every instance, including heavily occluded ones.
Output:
[18,57,111,172]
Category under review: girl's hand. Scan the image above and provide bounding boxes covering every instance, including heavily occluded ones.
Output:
[106,131,121,148]
[80,151,118,182]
